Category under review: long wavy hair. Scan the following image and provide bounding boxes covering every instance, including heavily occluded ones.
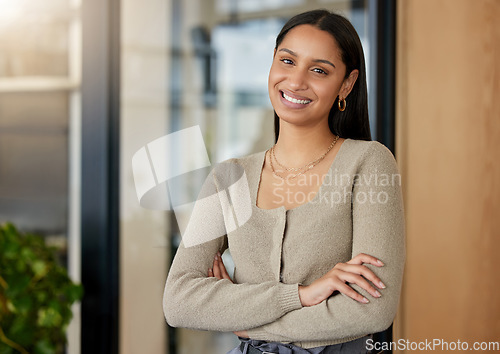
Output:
[273,9,371,142]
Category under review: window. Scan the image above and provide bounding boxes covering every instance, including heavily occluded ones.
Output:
[0,0,82,351]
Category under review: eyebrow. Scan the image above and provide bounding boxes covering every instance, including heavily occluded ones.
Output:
[278,48,336,69]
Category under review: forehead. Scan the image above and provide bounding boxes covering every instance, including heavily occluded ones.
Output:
[279,24,342,61]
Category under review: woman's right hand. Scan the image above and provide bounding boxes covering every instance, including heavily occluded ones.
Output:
[298,253,386,307]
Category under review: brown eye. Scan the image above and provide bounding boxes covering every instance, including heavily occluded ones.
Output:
[312,68,327,75]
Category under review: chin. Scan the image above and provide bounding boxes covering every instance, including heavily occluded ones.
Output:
[276,112,313,127]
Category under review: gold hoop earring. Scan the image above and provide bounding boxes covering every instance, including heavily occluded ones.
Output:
[338,98,346,112]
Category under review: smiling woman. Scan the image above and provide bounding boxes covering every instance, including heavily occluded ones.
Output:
[163,9,404,354]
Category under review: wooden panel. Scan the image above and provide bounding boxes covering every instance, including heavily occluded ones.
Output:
[395,0,500,351]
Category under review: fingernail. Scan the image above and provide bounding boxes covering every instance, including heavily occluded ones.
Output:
[214,255,218,261]
[374,290,381,298]
[379,281,386,289]
[217,251,221,257]
[377,260,384,266]
[362,297,369,303]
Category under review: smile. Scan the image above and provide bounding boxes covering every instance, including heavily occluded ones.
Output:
[282,91,311,105]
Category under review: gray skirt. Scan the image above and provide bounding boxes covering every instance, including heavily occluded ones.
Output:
[227,335,372,354]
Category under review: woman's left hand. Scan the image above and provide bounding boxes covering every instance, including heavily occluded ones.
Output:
[208,252,249,338]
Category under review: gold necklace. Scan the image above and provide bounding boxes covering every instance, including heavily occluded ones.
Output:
[271,136,339,172]
[268,135,339,180]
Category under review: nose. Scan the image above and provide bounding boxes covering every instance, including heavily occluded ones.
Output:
[288,68,308,90]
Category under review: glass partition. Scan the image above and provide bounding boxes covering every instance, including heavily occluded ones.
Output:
[120,1,375,353]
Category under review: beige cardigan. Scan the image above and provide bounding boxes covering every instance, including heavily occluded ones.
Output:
[163,139,405,348]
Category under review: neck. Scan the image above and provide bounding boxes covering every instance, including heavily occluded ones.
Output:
[274,120,336,166]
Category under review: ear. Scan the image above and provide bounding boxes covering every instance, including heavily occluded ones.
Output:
[273,48,277,57]
[338,69,359,100]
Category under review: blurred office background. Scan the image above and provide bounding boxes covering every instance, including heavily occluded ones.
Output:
[0,0,498,353]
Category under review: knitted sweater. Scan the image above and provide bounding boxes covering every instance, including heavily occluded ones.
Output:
[163,139,406,348]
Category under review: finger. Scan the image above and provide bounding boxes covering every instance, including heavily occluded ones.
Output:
[334,279,369,304]
[212,255,222,279]
[348,253,384,267]
[339,272,381,298]
[208,268,213,277]
[335,263,386,289]
[233,330,249,338]
[217,253,232,281]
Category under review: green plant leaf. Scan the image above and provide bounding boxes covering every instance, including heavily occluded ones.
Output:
[65,284,84,303]
[37,307,63,328]
[5,275,30,298]
[6,300,16,313]
[32,260,48,278]
[2,242,19,260]
[20,247,35,262]
[35,290,49,304]
[0,343,16,354]
[14,258,28,273]
[34,339,56,354]
[7,317,34,347]
[0,223,82,353]
[11,295,32,316]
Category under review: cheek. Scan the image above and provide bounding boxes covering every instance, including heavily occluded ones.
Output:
[317,82,342,102]
[311,83,339,112]
[268,63,285,88]
[267,69,274,91]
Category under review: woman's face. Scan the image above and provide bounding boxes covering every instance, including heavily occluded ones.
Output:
[268,24,358,128]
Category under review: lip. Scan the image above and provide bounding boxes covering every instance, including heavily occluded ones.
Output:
[279,90,312,109]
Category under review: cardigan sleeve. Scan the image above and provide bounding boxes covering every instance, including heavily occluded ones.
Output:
[163,163,302,332]
[246,142,406,343]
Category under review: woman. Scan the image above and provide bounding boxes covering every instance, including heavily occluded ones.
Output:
[164,9,405,354]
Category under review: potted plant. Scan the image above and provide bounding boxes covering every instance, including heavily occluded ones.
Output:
[0,223,83,354]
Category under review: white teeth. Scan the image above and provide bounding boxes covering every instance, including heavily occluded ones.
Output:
[283,92,311,105]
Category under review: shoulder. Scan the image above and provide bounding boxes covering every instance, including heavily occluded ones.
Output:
[230,151,266,167]
[211,151,265,183]
[343,139,395,159]
[342,139,399,173]
[216,151,266,172]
